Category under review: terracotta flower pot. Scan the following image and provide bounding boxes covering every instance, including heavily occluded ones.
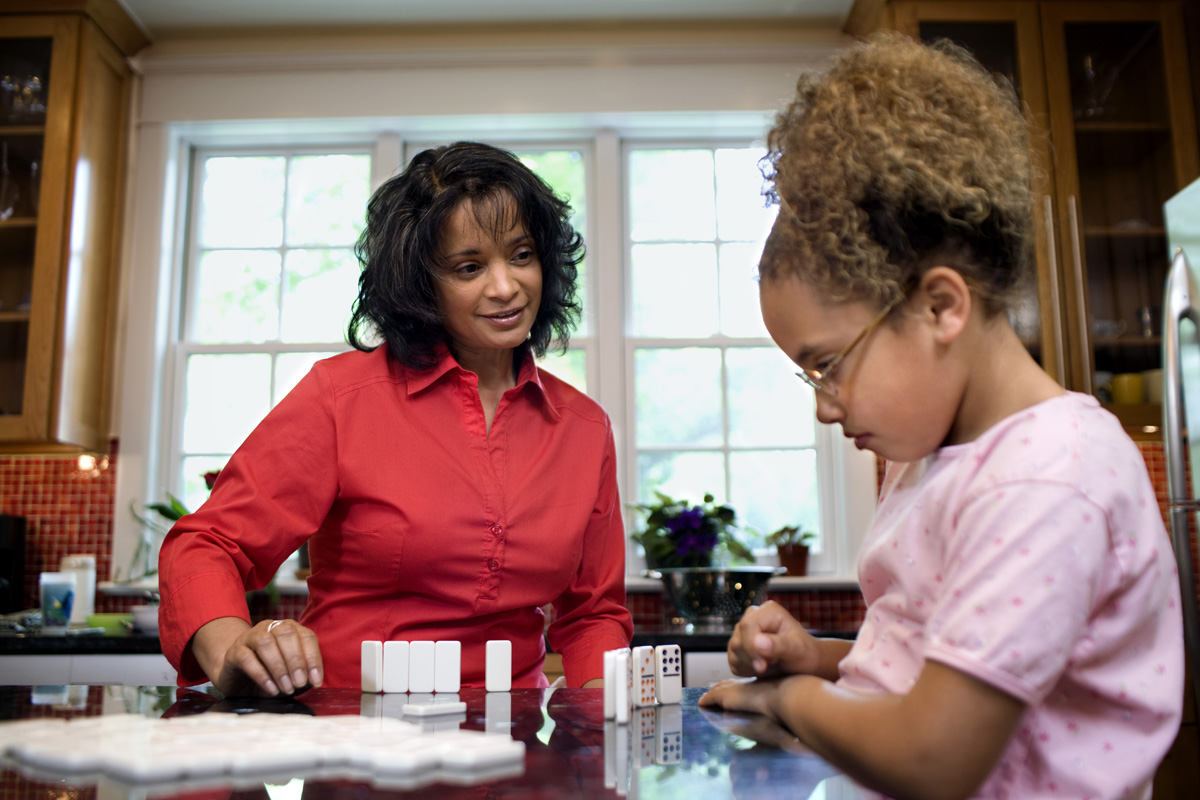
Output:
[776,543,809,576]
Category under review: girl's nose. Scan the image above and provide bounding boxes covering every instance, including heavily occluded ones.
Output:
[814,391,843,425]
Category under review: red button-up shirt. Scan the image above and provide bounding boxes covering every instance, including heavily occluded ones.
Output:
[159,345,632,689]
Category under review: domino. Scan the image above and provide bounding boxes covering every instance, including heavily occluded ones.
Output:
[603,721,617,788]
[485,691,511,735]
[653,644,682,705]
[603,648,618,719]
[361,640,384,693]
[402,700,467,717]
[633,645,656,707]
[434,640,461,693]
[614,649,632,724]
[383,641,409,693]
[486,639,512,692]
[409,640,436,693]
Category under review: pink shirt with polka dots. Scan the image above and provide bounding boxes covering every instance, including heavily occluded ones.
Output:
[840,392,1183,800]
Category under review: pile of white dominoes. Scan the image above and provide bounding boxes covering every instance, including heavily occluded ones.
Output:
[360,640,512,716]
[604,644,682,723]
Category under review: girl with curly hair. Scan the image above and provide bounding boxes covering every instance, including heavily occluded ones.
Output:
[701,35,1182,799]
[160,142,632,696]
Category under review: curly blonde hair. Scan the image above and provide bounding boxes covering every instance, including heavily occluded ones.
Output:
[760,33,1034,316]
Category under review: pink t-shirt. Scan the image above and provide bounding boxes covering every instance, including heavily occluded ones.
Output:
[840,392,1183,799]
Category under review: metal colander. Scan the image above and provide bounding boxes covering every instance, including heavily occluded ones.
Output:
[647,566,785,625]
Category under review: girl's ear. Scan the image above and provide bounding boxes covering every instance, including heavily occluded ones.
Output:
[917,266,971,344]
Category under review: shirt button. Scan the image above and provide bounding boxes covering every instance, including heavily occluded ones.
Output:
[489,524,502,536]
[488,559,500,572]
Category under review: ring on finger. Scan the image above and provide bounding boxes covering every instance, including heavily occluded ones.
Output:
[267,619,283,633]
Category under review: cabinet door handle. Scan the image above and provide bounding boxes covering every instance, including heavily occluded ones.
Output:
[1043,196,1067,386]
[1067,195,1092,395]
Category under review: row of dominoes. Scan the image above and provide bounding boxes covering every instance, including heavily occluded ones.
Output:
[0,712,525,785]
[362,640,512,695]
[603,644,681,724]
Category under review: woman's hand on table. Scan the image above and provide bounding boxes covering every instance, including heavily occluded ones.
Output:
[193,617,324,697]
[725,601,821,678]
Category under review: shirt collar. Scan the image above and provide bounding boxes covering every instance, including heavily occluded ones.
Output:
[403,343,561,421]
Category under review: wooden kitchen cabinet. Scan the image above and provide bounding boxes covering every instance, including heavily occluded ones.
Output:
[847,0,1200,433]
[0,2,148,452]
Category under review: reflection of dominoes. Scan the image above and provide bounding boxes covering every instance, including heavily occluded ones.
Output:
[633,645,655,707]
[656,703,682,764]
[654,644,682,705]
[635,707,656,766]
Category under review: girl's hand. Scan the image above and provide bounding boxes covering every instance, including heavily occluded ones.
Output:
[727,601,819,677]
[697,674,802,722]
[195,617,324,697]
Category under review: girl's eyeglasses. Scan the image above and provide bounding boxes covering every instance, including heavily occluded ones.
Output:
[795,294,905,397]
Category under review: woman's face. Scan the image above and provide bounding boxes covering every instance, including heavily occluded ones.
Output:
[434,196,543,359]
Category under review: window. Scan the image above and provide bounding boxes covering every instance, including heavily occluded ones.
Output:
[162,131,870,577]
[623,144,820,551]
[172,149,371,511]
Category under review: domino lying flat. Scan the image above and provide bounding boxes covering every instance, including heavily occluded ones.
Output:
[0,713,524,785]
[363,639,513,693]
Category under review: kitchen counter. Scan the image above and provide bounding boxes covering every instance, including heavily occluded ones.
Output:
[0,632,161,655]
[0,684,869,799]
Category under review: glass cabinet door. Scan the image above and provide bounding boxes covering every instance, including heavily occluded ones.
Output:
[0,34,49,420]
[1042,2,1199,407]
[896,2,1068,385]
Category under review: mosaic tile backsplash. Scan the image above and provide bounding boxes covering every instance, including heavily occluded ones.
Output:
[0,440,1196,625]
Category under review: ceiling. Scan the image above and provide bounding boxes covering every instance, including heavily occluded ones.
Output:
[117,0,856,37]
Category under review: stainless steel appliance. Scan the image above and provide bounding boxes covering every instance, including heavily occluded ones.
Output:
[1160,177,1200,718]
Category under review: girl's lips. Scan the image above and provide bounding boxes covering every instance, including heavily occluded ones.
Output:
[850,433,870,450]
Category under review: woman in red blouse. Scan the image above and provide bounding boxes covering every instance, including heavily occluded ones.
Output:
[159,142,633,697]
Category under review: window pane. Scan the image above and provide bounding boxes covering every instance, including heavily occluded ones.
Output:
[200,157,284,248]
[726,347,815,448]
[516,149,588,337]
[280,248,358,343]
[180,455,230,513]
[630,243,718,337]
[537,348,587,394]
[285,154,371,247]
[635,348,722,446]
[715,147,773,242]
[637,451,726,505]
[182,353,271,453]
[730,450,820,547]
[719,242,769,338]
[629,149,715,241]
[191,250,281,344]
[275,352,330,404]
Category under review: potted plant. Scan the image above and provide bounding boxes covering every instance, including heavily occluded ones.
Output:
[768,525,816,576]
[630,491,754,569]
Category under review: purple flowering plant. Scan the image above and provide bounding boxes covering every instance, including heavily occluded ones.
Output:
[631,491,753,569]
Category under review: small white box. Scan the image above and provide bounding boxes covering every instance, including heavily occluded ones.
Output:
[409,641,436,693]
[383,641,409,693]
[361,640,384,693]
[434,640,461,693]
[486,639,512,692]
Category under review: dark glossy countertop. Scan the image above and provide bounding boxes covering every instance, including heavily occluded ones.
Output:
[0,632,162,655]
[0,685,868,799]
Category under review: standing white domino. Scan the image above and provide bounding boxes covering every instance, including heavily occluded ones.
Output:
[409,640,436,693]
[614,649,632,724]
[361,640,384,693]
[434,640,461,693]
[632,645,656,707]
[486,639,512,692]
[383,641,409,693]
[653,644,682,705]
[602,649,619,719]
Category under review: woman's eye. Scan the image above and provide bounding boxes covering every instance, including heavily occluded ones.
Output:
[513,248,534,263]
[454,263,481,276]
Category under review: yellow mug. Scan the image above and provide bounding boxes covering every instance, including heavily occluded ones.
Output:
[1111,372,1145,404]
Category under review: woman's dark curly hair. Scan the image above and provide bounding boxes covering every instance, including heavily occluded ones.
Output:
[347,141,584,369]
[760,33,1035,317]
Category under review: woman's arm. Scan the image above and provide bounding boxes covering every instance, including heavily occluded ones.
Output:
[700,660,1024,800]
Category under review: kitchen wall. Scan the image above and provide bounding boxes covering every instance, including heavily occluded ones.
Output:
[1,439,1193,628]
